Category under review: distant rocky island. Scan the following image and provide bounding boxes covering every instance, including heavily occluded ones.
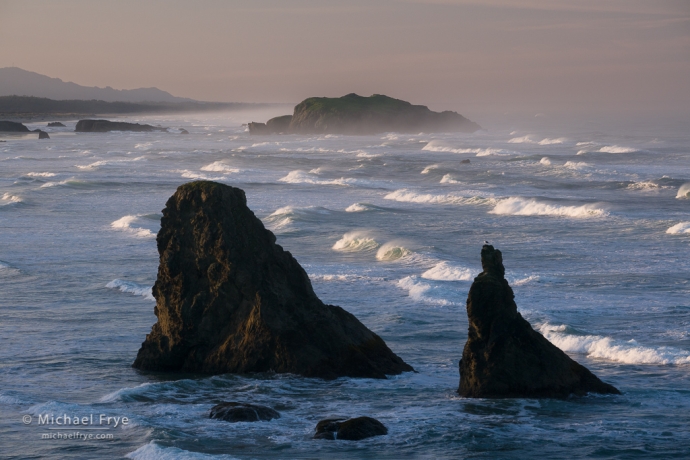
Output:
[248,93,481,135]
[75,119,167,133]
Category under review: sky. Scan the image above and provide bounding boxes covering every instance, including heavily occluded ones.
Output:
[1,0,689,117]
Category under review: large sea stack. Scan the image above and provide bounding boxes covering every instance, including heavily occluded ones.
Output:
[459,245,620,398]
[133,181,412,379]
[248,93,481,135]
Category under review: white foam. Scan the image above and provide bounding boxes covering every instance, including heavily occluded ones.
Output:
[278,170,361,186]
[376,242,411,261]
[490,197,608,218]
[106,279,154,301]
[332,231,379,252]
[396,276,453,306]
[676,183,690,199]
[76,156,146,170]
[439,174,462,184]
[127,442,240,460]
[421,262,472,281]
[538,323,690,365]
[0,261,19,275]
[511,275,539,286]
[111,215,156,238]
[310,273,384,282]
[26,172,56,177]
[1,193,22,205]
[384,189,493,206]
[539,157,551,165]
[345,203,375,212]
[421,164,440,174]
[667,222,690,234]
[178,170,226,181]
[627,181,660,190]
[421,140,505,156]
[599,145,638,153]
[200,161,239,173]
[508,135,536,144]
[538,137,567,145]
[563,161,591,169]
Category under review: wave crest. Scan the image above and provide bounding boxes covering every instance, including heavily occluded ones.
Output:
[421,262,472,281]
[490,197,608,218]
[676,183,690,199]
[332,231,379,252]
[106,279,154,301]
[667,222,690,234]
[376,242,411,261]
[539,323,690,365]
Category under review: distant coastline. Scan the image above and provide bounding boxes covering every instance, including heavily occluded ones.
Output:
[0,96,290,122]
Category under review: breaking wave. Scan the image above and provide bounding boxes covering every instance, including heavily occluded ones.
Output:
[421,164,440,174]
[345,203,378,212]
[332,231,379,252]
[666,222,690,234]
[439,174,461,184]
[1,193,22,206]
[676,183,690,199]
[127,442,240,460]
[384,189,494,206]
[376,242,411,261]
[111,215,157,238]
[508,135,536,144]
[421,140,506,156]
[538,138,567,145]
[598,145,638,154]
[26,172,56,177]
[539,323,690,365]
[106,279,154,301]
[178,170,227,181]
[489,197,608,218]
[421,262,472,281]
[540,157,551,165]
[396,276,454,306]
[263,206,329,232]
[278,170,363,187]
[200,161,240,173]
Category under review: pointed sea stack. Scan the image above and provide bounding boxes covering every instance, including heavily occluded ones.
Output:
[133,181,412,379]
[458,245,620,398]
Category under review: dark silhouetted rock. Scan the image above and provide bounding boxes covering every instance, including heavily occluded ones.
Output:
[458,245,620,398]
[179,128,189,134]
[47,122,66,127]
[314,417,388,441]
[460,159,470,164]
[75,119,167,132]
[250,94,480,135]
[209,402,280,422]
[36,130,50,139]
[248,115,292,135]
[133,181,413,379]
[0,121,30,132]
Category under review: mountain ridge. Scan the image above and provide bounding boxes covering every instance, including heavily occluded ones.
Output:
[0,67,194,103]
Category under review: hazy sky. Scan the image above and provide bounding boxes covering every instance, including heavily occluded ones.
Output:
[1,0,689,116]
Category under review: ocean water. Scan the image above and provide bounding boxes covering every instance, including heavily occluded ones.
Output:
[1,111,689,459]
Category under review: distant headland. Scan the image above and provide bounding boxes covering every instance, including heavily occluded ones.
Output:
[248,93,481,135]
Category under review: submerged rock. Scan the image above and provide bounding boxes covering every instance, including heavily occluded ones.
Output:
[314,416,388,441]
[209,402,280,422]
[133,181,412,379]
[458,245,620,398]
[75,119,167,132]
[179,128,189,134]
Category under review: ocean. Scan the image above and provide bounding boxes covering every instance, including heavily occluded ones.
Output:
[1,110,689,459]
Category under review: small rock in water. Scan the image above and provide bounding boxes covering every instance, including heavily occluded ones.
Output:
[179,128,189,134]
[47,122,66,127]
[314,416,388,441]
[460,159,470,164]
[209,402,280,422]
[458,245,620,398]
